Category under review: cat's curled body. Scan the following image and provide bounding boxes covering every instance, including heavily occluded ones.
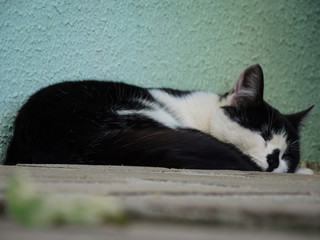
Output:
[4,65,313,174]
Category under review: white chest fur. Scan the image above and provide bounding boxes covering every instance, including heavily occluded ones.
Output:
[149,90,220,133]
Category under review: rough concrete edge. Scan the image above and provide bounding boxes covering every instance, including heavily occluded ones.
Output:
[1,161,320,174]
[125,207,320,233]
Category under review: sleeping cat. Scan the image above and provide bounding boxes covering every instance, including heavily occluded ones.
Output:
[4,64,313,174]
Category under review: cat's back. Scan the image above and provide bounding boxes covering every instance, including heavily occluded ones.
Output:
[23,81,150,110]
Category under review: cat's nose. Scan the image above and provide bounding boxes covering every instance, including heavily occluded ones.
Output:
[267,149,280,171]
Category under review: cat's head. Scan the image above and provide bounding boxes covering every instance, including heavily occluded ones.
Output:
[219,64,313,173]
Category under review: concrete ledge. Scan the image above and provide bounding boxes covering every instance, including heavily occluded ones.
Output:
[0,164,320,239]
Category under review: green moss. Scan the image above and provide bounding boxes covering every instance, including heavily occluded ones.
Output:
[5,176,128,227]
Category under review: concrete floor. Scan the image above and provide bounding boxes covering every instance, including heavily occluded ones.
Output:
[0,164,319,239]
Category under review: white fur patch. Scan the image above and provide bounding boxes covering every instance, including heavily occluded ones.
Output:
[149,90,220,133]
[117,105,180,129]
[295,168,314,175]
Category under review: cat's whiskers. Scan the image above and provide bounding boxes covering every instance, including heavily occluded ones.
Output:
[289,140,300,146]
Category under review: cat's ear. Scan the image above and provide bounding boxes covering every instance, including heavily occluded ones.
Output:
[230,64,264,108]
[286,105,314,130]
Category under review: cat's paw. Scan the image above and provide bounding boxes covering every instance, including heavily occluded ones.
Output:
[295,168,314,175]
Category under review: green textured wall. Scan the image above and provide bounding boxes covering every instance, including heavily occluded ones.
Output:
[0,0,319,164]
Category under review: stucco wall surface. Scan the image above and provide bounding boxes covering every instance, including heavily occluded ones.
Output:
[0,0,319,163]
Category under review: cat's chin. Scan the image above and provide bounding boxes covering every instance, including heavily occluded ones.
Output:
[294,168,314,175]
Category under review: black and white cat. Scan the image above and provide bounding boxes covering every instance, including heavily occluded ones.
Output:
[4,64,313,174]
